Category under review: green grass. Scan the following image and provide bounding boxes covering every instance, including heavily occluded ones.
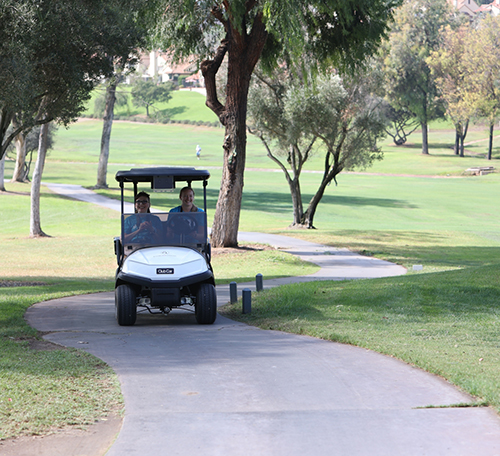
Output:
[86,85,219,123]
[1,90,500,437]
[0,280,122,440]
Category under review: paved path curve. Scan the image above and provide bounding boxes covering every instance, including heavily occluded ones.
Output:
[24,184,500,455]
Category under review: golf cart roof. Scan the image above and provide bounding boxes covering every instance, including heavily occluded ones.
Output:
[116,167,210,191]
[116,167,210,184]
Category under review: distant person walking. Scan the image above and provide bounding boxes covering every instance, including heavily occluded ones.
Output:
[196,144,201,160]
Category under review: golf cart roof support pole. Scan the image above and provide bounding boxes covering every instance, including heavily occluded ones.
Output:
[120,181,125,257]
[203,179,207,213]
[120,181,124,214]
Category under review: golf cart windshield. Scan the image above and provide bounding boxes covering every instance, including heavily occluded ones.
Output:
[121,211,207,254]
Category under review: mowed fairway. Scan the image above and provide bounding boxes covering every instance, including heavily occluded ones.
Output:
[1,104,500,439]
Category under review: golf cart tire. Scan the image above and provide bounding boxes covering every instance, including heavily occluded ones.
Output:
[195,283,217,325]
[116,284,137,326]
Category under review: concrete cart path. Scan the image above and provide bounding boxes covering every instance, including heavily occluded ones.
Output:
[24,183,500,455]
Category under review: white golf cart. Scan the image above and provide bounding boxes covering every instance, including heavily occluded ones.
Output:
[113,167,217,326]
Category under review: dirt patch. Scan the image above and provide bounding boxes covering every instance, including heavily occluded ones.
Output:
[0,280,47,288]
[28,338,64,351]
[211,243,276,256]
[0,189,31,196]
[7,336,64,352]
[0,413,123,456]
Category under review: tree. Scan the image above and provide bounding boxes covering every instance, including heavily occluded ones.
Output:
[96,77,120,189]
[469,15,500,160]
[248,66,317,226]
[248,67,386,228]
[96,66,143,189]
[7,123,56,183]
[131,80,173,118]
[428,24,479,157]
[153,0,402,247]
[30,122,50,237]
[95,5,148,190]
[380,103,419,146]
[11,124,28,182]
[29,1,146,236]
[0,0,38,162]
[1,0,149,235]
[381,0,459,154]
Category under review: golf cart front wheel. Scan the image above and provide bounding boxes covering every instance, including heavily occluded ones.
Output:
[115,284,137,326]
[195,283,217,324]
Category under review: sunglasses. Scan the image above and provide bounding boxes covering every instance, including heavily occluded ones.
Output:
[135,200,149,204]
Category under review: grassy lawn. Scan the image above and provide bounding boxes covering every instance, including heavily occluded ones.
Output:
[1,93,500,438]
[86,85,219,123]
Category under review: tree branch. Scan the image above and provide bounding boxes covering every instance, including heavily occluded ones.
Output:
[249,126,292,184]
[211,4,227,28]
[246,11,268,72]
[200,38,229,121]
[245,0,258,13]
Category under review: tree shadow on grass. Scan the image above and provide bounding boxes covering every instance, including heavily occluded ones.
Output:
[398,142,456,151]
[321,231,500,269]
[160,106,187,118]
[240,190,417,213]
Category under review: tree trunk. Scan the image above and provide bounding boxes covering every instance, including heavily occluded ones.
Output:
[12,130,28,182]
[203,15,268,247]
[421,122,429,154]
[0,154,5,192]
[302,180,329,229]
[30,123,49,237]
[488,122,494,160]
[258,137,305,227]
[96,80,117,188]
[454,126,460,155]
[0,107,14,162]
[289,178,304,226]
[459,119,469,157]
[211,86,248,247]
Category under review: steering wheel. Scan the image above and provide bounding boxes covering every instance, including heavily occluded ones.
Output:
[167,215,198,235]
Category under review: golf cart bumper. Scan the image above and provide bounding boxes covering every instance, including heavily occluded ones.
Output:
[116,270,214,289]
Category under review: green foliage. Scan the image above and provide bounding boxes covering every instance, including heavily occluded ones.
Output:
[0,0,148,159]
[153,0,402,72]
[380,0,460,150]
[468,15,500,133]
